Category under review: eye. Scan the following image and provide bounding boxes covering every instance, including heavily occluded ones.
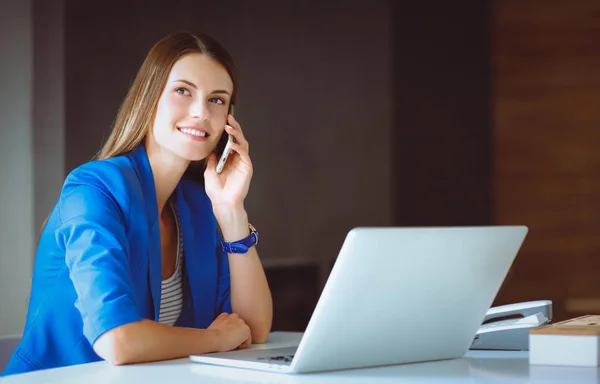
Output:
[209,97,225,105]
[175,87,191,96]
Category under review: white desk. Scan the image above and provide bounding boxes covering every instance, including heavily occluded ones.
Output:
[2,332,598,383]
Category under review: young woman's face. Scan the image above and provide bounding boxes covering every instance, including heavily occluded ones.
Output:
[150,53,234,161]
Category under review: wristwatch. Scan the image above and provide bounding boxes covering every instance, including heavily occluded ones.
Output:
[221,224,259,254]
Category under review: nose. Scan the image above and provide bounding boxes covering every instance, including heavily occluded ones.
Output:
[190,99,210,121]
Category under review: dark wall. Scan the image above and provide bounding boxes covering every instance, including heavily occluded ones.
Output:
[33,0,65,233]
[391,1,493,227]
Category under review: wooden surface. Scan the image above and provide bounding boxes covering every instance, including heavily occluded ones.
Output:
[531,315,600,336]
[493,0,600,320]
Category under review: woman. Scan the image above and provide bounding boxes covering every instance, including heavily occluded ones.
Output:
[2,31,273,376]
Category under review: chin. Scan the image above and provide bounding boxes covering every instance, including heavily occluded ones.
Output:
[165,137,216,162]
[179,149,212,162]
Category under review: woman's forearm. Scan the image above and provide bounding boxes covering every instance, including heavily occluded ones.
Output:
[93,319,219,365]
[217,207,274,343]
[228,248,273,343]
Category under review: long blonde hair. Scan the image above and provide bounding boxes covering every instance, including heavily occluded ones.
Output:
[98,31,238,169]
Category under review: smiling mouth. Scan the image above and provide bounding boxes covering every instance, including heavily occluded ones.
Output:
[178,127,209,138]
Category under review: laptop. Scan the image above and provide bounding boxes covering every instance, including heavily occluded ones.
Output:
[190,226,528,374]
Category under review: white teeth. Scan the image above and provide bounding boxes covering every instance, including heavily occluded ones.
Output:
[180,128,206,137]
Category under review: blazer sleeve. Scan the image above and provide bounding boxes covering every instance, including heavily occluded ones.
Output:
[215,231,232,315]
[56,167,142,347]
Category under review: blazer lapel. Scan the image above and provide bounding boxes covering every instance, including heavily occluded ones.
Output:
[147,222,162,321]
[173,181,218,328]
[128,145,161,321]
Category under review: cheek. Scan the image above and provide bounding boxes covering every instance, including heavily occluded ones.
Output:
[152,104,168,136]
[215,127,226,140]
[154,96,184,131]
[210,104,228,121]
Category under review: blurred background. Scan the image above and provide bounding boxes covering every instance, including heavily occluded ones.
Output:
[0,0,599,340]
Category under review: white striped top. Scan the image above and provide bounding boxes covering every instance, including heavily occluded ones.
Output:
[157,202,184,326]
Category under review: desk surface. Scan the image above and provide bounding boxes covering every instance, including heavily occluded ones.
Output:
[2,332,599,384]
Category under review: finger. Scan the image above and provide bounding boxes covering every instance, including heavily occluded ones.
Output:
[229,142,253,168]
[238,334,251,349]
[226,116,249,150]
[229,142,249,157]
[227,114,243,133]
[239,339,251,349]
[215,312,229,320]
[225,124,249,151]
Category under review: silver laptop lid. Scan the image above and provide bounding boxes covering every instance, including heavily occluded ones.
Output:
[291,226,528,373]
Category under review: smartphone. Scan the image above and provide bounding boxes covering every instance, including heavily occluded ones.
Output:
[215,105,235,174]
[215,132,234,174]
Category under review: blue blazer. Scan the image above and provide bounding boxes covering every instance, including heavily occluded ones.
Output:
[2,145,231,376]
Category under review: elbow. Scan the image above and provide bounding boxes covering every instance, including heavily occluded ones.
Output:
[251,321,273,344]
[104,354,129,366]
[104,348,132,366]
[93,325,137,366]
[252,333,269,344]
[251,306,273,344]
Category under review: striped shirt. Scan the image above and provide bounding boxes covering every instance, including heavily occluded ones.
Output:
[157,202,184,326]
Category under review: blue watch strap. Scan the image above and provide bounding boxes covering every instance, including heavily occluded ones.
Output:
[221,224,259,254]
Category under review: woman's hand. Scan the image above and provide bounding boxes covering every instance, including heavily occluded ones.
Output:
[205,114,253,226]
[208,312,252,352]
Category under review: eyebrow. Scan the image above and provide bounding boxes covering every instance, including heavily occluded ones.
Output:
[174,79,231,96]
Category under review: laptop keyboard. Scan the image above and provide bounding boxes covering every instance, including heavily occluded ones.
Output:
[257,354,295,365]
